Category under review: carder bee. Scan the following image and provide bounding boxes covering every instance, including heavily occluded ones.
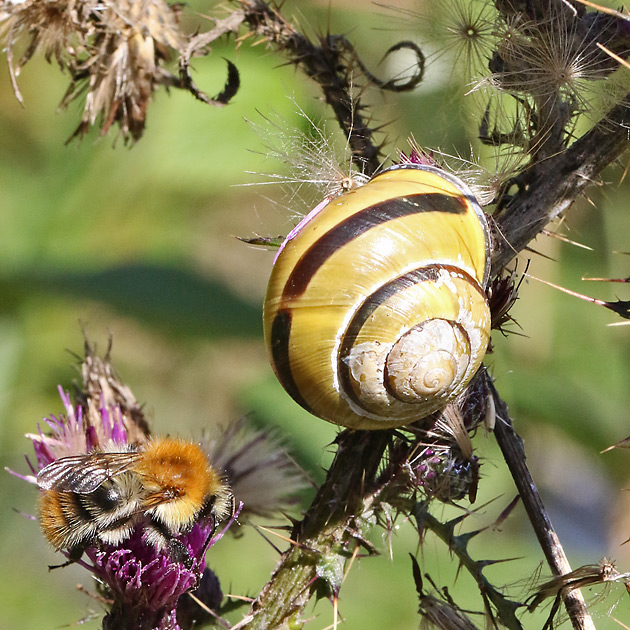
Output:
[37,436,233,566]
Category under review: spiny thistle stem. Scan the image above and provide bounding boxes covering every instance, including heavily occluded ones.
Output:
[489,380,595,630]
[232,0,380,174]
[230,0,422,176]
[491,91,630,274]
[414,504,523,630]
[243,430,389,629]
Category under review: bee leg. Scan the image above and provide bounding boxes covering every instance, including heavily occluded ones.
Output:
[48,545,85,570]
[198,495,217,519]
[199,515,217,559]
[145,517,195,569]
[165,538,194,569]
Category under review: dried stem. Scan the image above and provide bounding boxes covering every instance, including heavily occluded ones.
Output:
[490,381,595,630]
[491,98,630,274]
[486,64,630,630]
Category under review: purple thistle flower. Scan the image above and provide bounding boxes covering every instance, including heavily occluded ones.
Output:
[26,386,130,470]
[94,507,242,630]
[28,387,236,629]
[10,340,302,629]
[15,341,238,630]
[399,147,438,167]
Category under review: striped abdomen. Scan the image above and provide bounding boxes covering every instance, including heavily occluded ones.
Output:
[263,164,491,430]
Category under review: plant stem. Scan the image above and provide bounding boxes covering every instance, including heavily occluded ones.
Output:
[490,381,596,630]
[243,430,389,629]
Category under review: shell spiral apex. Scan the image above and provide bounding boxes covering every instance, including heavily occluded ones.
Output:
[263,163,491,430]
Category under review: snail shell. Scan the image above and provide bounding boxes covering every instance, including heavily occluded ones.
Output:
[263,164,491,430]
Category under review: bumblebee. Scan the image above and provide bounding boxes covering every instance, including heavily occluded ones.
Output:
[37,437,233,565]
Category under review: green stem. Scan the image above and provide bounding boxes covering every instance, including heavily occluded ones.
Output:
[243,431,390,629]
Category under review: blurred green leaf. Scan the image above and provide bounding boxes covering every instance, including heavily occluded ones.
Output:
[0,264,262,338]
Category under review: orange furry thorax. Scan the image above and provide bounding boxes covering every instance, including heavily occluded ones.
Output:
[136,438,216,520]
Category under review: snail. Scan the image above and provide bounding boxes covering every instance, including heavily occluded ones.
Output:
[263,163,491,430]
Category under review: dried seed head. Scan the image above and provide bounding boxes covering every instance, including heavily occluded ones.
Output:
[528,557,630,613]
[439,0,497,78]
[491,6,630,117]
[244,106,370,220]
[0,0,194,142]
[204,417,307,521]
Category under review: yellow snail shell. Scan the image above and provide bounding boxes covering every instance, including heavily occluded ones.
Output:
[263,164,491,430]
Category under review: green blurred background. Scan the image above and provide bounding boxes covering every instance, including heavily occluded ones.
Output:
[1,0,630,628]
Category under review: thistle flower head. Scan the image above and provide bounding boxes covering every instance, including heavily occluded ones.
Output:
[383,373,490,507]
[411,444,479,504]
[25,389,232,630]
[12,341,248,630]
[10,339,307,628]
[27,386,129,468]
[205,417,307,522]
[398,144,438,167]
[407,406,480,505]
[94,532,206,630]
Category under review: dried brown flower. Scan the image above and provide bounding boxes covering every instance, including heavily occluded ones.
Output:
[0,0,239,142]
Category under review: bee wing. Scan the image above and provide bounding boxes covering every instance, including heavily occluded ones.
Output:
[37,452,142,493]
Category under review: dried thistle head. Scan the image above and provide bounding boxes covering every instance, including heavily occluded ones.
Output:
[75,336,151,444]
[0,0,90,76]
[0,0,235,142]
[447,0,630,162]
[63,0,184,142]
[527,556,630,630]
[490,4,630,119]
[411,556,481,630]
[382,0,496,83]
